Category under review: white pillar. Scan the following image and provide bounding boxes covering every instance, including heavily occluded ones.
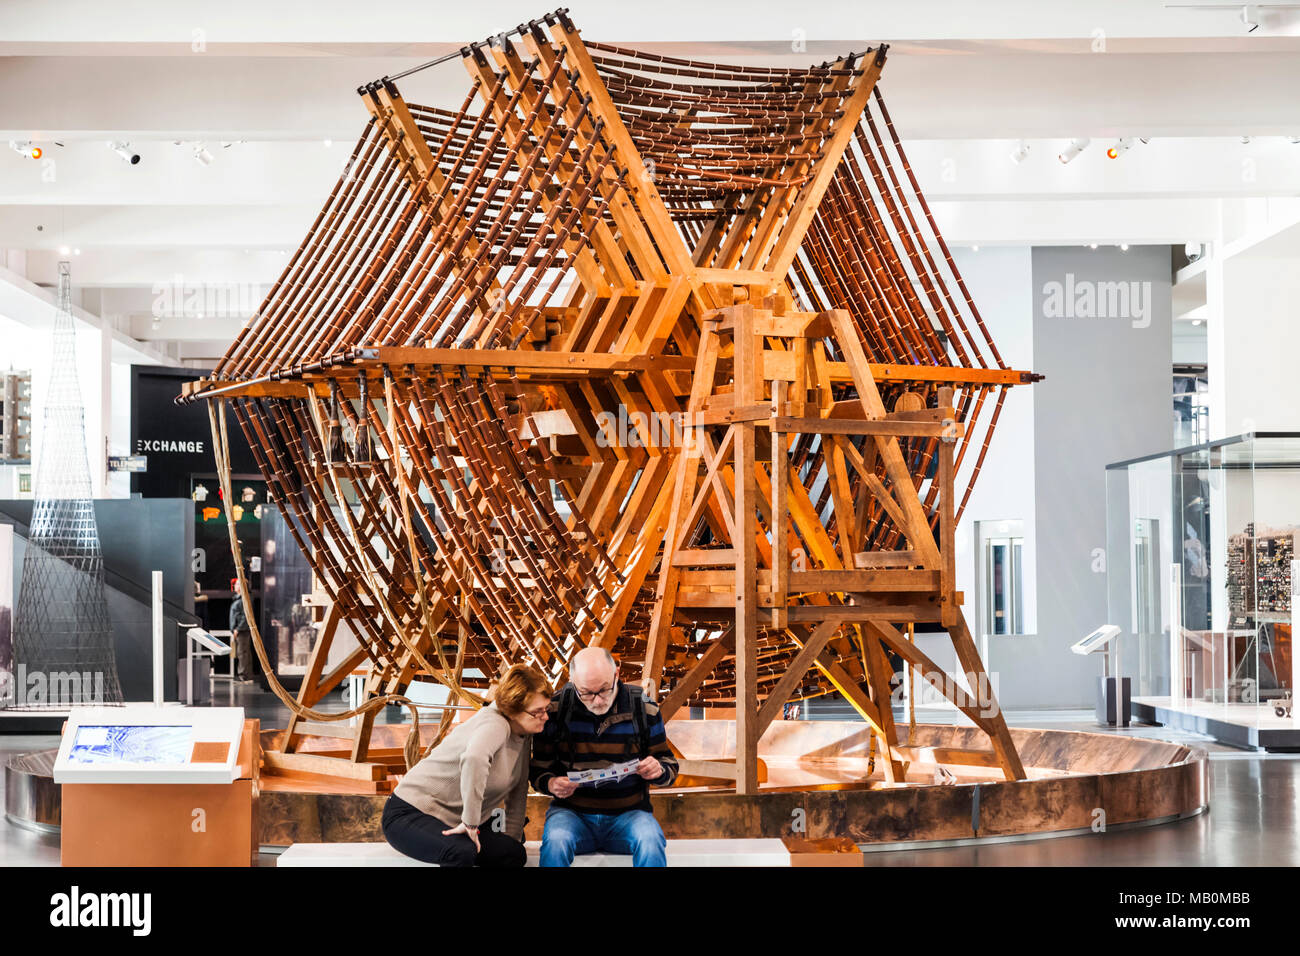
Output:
[1169,563,1183,701]
[96,319,111,497]
[152,570,164,706]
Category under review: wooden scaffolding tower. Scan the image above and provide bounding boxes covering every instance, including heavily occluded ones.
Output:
[184,9,1040,790]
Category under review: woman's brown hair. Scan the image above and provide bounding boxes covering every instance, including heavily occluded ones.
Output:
[492,663,551,715]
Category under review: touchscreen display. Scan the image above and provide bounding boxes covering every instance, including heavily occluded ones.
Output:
[68,725,193,765]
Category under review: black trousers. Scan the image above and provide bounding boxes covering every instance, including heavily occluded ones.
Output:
[382,794,526,868]
[233,628,253,680]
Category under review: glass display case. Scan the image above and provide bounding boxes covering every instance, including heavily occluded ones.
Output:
[260,505,318,680]
[1106,433,1300,708]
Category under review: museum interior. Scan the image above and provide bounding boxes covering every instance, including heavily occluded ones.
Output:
[1,0,1299,888]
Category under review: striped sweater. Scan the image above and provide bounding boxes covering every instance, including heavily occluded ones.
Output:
[529,682,679,814]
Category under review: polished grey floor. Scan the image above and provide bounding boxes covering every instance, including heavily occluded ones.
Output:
[4,685,1296,866]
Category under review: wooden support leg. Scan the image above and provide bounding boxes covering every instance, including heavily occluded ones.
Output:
[770,380,789,630]
[859,627,905,782]
[947,614,1026,781]
[733,304,760,795]
[350,669,383,764]
[283,603,342,754]
[734,419,760,795]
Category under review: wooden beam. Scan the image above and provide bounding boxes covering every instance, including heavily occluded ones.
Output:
[755,621,838,737]
[732,304,761,795]
[658,631,735,722]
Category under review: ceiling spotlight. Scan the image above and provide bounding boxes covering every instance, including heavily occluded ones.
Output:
[9,140,41,159]
[1120,243,1130,251]
[1089,243,1098,249]
[1241,4,1259,32]
[1009,140,1031,164]
[1289,136,1300,144]
[107,141,140,165]
[73,247,81,256]
[1106,138,1135,159]
[323,139,333,148]
[1058,138,1090,164]
[194,143,214,166]
[1241,135,1252,145]
[971,245,980,252]
[1192,319,1204,326]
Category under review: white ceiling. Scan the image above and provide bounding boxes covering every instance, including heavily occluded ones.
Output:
[3,0,1298,364]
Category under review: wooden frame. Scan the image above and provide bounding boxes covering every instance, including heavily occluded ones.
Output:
[188,12,1035,788]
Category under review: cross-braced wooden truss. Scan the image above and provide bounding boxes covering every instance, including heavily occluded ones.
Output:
[186,9,1041,789]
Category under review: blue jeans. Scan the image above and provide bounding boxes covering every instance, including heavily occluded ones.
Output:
[539,804,667,867]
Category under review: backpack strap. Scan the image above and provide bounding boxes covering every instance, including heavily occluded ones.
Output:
[556,684,578,767]
[629,686,650,759]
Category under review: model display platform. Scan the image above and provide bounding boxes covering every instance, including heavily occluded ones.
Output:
[1132,696,1300,752]
[256,719,1208,849]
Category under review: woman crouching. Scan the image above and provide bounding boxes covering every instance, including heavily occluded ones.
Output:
[382,664,550,867]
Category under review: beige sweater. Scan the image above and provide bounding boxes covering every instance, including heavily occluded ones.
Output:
[392,703,530,840]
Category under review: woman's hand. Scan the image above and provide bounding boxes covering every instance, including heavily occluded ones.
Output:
[442,821,481,853]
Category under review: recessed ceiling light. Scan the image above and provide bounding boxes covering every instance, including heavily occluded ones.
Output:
[1120,243,1129,251]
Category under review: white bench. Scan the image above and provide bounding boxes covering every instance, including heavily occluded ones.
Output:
[276,838,792,867]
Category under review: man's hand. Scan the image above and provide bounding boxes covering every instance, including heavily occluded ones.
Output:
[442,822,481,853]
[548,776,579,798]
[636,756,663,780]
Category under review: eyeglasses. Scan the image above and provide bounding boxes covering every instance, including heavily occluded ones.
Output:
[521,706,549,720]
[574,681,617,702]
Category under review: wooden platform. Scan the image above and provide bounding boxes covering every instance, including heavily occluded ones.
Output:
[257,719,1209,849]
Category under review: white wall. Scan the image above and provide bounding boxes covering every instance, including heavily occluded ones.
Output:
[1218,251,1300,435]
[0,309,135,499]
[948,247,1038,640]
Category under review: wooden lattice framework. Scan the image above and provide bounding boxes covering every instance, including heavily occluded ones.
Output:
[184,10,1041,790]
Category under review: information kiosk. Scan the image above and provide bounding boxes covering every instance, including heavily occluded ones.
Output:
[55,706,259,866]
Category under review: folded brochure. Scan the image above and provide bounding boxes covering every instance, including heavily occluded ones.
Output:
[566,758,641,785]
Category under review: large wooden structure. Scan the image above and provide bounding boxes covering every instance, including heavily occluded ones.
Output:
[184,10,1041,791]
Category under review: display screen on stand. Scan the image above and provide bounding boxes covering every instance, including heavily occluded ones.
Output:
[69,725,192,765]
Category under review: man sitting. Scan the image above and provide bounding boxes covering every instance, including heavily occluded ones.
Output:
[530,647,678,867]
